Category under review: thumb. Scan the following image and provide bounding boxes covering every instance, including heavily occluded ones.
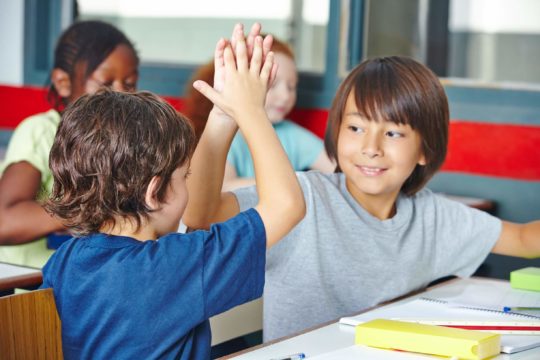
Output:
[193,80,224,109]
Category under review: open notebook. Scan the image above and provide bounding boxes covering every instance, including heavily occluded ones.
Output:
[339,277,540,354]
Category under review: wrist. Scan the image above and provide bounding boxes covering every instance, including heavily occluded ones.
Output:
[207,107,238,131]
[235,107,269,127]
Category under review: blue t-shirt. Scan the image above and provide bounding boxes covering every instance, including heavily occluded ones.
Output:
[41,209,265,360]
[227,120,323,177]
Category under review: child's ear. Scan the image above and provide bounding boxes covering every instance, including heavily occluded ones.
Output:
[51,69,72,98]
[418,152,427,166]
[145,176,161,210]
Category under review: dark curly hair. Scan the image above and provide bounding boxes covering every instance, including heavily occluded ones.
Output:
[324,56,449,196]
[46,89,196,236]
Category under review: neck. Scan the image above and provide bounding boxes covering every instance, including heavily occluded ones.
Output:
[345,182,399,220]
[100,216,158,241]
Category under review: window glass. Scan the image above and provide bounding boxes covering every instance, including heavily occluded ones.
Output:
[77,0,329,72]
[362,0,540,86]
[448,0,540,84]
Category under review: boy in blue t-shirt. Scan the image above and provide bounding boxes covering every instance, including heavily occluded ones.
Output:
[41,24,305,360]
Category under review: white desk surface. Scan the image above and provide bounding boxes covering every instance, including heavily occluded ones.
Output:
[225,277,540,360]
[0,262,42,292]
[0,262,41,278]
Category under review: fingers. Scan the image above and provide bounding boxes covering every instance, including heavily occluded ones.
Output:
[269,62,279,87]
[246,23,261,58]
[250,36,263,76]
[230,23,243,54]
[223,45,236,74]
[235,34,248,72]
[214,38,226,71]
[260,52,274,87]
[193,80,224,109]
[262,34,274,59]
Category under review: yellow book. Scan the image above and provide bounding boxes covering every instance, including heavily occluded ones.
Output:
[355,319,500,360]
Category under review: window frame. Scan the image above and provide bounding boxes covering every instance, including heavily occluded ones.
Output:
[23,0,365,109]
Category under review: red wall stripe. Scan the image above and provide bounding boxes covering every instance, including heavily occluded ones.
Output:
[0,85,184,129]
[443,121,540,181]
[1,85,539,181]
[0,85,51,129]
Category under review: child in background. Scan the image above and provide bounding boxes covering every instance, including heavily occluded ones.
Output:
[183,36,334,191]
[184,55,540,341]
[41,24,305,359]
[0,20,139,267]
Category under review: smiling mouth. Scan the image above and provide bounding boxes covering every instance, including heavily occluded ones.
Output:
[357,165,386,176]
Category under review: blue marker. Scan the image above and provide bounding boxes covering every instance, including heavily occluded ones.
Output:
[270,353,306,360]
[504,306,540,313]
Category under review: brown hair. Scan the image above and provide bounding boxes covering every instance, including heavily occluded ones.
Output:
[183,36,294,139]
[46,89,196,236]
[324,56,449,196]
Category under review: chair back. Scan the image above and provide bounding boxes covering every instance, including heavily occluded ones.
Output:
[0,288,63,359]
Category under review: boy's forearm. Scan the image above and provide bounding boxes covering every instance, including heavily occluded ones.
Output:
[521,220,540,258]
[237,107,305,243]
[184,109,237,228]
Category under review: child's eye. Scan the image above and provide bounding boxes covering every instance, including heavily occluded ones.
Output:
[386,130,403,138]
[348,125,364,134]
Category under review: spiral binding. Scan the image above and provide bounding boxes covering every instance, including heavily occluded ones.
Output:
[419,297,540,320]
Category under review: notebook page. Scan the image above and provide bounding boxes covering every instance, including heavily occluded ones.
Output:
[339,278,540,354]
[423,278,540,316]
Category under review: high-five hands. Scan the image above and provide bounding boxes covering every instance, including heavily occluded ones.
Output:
[194,23,277,120]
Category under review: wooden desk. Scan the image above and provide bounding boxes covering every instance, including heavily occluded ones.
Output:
[223,277,540,359]
[0,262,42,295]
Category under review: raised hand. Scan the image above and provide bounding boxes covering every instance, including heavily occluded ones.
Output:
[194,32,274,121]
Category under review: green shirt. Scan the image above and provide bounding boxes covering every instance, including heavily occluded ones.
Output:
[0,110,60,268]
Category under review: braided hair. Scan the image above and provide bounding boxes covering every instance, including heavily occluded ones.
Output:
[48,20,139,110]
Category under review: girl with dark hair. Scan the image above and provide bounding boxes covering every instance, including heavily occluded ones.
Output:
[0,20,139,267]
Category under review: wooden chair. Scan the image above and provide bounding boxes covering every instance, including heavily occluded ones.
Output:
[0,288,63,359]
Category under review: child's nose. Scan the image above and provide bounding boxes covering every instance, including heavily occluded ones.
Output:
[361,133,383,158]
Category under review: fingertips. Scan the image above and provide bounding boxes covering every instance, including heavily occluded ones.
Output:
[260,51,274,83]
[262,34,274,57]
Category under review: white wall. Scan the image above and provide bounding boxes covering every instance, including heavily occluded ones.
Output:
[0,0,24,85]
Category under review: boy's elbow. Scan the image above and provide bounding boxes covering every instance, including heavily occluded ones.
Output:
[182,209,214,231]
[282,191,306,225]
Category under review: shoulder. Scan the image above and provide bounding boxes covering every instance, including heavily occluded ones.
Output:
[408,188,500,225]
[296,171,343,191]
[276,120,320,139]
[15,110,60,133]
[9,110,60,145]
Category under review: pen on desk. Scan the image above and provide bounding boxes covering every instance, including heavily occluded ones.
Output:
[270,353,306,360]
[503,306,540,313]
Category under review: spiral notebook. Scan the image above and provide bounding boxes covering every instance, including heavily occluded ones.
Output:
[339,278,540,354]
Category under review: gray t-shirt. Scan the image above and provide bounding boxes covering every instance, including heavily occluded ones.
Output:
[234,171,502,341]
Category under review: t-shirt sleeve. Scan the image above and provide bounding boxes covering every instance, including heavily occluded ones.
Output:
[226,133,252,177]
[233,185,260,212]
[1,115,52,176]
[431,194,502,279]
[201,208,266,317]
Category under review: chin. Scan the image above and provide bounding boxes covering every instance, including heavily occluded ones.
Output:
[269,117,284,124]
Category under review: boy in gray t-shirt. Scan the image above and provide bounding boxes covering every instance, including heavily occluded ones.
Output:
[185,55,540,341]
[234,171,500,340]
